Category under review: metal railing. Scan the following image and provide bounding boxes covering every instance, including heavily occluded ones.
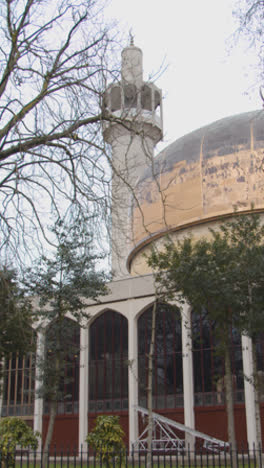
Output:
[0,444,263,468]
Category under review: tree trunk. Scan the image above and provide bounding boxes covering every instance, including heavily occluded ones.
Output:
[224,344,237,468]
[42,400,57,467]
[42,356,60,467]
[147,300,157,468]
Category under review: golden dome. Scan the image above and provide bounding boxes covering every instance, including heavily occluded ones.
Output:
[129,109,264,273]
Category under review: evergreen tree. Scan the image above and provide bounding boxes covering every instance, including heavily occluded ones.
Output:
[24,217,108,458]
[0,266,33,369]
[148,211,264,458]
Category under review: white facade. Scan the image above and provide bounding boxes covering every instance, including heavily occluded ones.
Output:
[29,274,259,450]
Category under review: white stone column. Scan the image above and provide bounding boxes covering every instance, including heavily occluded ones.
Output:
[79,326,89,452]
[33,331,45,439]
[128,304,139,452]
[181,304,195,451]
[242,334,257,449]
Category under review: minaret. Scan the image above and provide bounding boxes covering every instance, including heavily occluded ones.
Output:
[103,40,163,278]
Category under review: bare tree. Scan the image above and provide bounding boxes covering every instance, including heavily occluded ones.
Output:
[0,0,122,266]
[233,0,264,88]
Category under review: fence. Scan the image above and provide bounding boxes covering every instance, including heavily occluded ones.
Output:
[0,444,263,468]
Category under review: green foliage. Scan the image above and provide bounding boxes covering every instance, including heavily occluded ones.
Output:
[148,211,264,344]
[0,267,33,363]
[23,216,108,451]
[218,212,264,339]
[86,415,125,466]
[24,218,108,323]
[0,417,39,467]
[24,217,108,401]
[148,211,264,448]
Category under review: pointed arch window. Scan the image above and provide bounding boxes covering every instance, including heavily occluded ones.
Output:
[192,310,244,406]
[43,317,80,415]
[138,303,183,410]
[89,310,128,413]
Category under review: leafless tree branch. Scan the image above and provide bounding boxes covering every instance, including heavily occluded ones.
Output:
[0,0,122,267]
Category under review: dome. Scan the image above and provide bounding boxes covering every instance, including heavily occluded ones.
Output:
[129,109,264,273]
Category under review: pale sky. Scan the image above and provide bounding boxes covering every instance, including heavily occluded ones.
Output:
[105,0,261,153]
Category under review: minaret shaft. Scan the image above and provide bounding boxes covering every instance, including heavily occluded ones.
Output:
[111,132,156,278]
[103,44,163,278]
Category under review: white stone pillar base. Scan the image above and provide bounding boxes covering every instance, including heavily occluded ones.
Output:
[242,334,257,449]
[128,305,139,452]
[181,304,195,451]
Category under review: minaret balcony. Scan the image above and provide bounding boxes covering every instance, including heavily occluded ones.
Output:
[102,81,163,139]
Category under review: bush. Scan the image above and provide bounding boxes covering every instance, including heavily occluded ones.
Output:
[86,415,125,466]
[0,417,39,468]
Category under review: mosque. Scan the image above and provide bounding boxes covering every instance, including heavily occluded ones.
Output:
[1,42,264,452]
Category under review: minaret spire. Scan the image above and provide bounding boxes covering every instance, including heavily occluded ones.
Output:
[129,30,134,47]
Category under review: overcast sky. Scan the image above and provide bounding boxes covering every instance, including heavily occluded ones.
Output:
[105,0,261,153]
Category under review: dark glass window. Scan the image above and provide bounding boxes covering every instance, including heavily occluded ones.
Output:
[138,303,183,409]
[256,333,264,371]
[192,310,244,406]
[254,333,264,401]
[89,310,128,413]
[44,318,80,415]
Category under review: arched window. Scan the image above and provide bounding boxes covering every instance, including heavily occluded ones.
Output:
[138,303,183,410]
[192,310,244,406]
[44,318,80,415]
[89,310,128,413]
[1,332,36,418]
